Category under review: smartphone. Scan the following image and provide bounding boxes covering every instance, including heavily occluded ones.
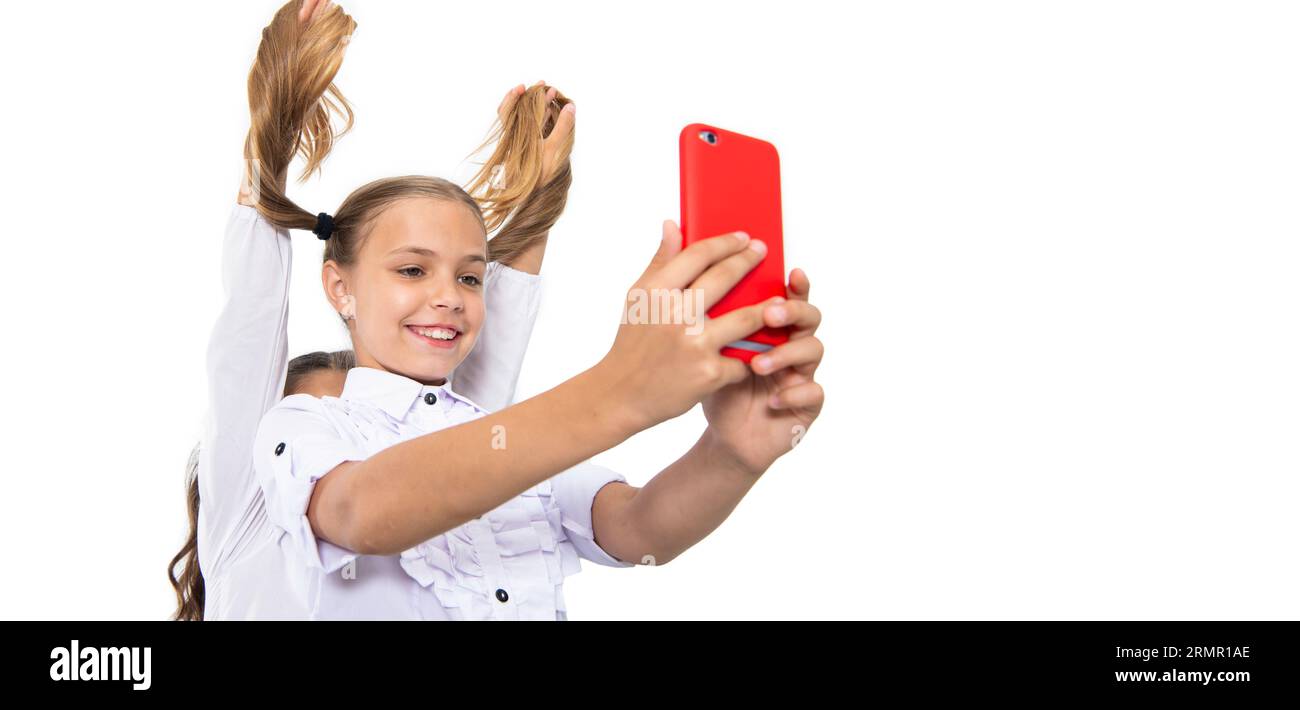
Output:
[679,123,790,363]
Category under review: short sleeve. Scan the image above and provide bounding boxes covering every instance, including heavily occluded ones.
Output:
[551,461,636,568]
[252,395,366,574]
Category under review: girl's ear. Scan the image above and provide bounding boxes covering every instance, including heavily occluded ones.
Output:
[322,260,355,319]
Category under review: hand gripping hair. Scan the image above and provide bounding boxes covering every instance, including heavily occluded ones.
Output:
[464,85,576,265]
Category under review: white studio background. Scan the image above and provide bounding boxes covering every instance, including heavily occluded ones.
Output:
[0,1,1296,620]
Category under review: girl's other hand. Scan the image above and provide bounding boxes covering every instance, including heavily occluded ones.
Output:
[594,220,783,431]
[495,80,575,183]
[701,268,824,476]
[496,82,526,122]
[298,0,334,25]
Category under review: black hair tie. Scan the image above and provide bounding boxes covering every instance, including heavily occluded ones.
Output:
[313,212,336,240]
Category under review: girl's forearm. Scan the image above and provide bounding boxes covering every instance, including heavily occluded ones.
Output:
[341,361,643,555]
[603,428,763,566]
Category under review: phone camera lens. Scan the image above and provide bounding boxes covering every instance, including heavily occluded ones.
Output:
[699,130,718,145]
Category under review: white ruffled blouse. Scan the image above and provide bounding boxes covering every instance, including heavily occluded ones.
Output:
[252,366,635,620]
[200,202,559,620]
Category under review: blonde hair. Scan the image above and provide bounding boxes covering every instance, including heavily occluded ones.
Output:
[465,86,575,263]
[241,1,573,266]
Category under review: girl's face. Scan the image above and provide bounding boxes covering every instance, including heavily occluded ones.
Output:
[326,197,487,386]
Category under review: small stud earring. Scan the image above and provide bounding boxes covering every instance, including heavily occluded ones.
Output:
[339,294,356,320]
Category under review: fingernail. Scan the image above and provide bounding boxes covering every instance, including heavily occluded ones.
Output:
[748,239,767,255]
[768,394,781,408]
[563,102,575,114]
[733,231,750,242]
[754,356,772,372]
[767,306,787,323]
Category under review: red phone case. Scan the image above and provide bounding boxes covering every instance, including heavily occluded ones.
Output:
[679,123,789,363]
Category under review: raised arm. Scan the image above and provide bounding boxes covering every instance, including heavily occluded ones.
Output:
[448,82,576,411]
[197,0,341,573]
[487,82,574,275]
[195,171,293,575]
[466,82,576,275]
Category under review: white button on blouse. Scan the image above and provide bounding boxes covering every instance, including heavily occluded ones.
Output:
[199,202,552,620]
[253,366,635,621]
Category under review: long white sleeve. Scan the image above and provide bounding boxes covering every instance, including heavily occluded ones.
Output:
[196,203,291,579]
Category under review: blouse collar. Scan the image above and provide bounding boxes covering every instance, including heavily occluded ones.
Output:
[340,366,483,420]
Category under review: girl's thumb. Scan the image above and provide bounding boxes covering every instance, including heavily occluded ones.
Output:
[654,219,683,264]
[638,220,682,283]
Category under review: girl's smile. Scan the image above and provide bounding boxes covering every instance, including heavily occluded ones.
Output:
[405,323,463,350]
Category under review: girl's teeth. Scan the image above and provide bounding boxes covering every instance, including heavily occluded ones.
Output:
[415,327,456,340]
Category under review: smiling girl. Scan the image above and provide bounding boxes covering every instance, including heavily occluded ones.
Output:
[245,0,827,620]
[170,0,570,620]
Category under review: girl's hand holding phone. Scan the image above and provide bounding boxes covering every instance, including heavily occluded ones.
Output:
[593,220,784,432]
[701,267,824,477]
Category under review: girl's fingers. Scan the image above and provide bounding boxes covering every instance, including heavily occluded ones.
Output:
[718,353,754,387]
[497,84,524,120]
[780,268,821,339]
[760,298,820,337]
[298,0,320,24]
[540,101,575,181]
[787,267,810,302]
[704,297,784,352]
[751,335,823,376]
[767,380,824,411]
[547,101,575,142]
[637,220,686,282]
[542,84,573,144]
[772,364,813,390]
[302,0,332,26]
[688,239,770,313]
[651,230,752,291]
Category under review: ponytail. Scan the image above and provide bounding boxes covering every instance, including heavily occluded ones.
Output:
[241,0,356,228]
[466,86,575,264]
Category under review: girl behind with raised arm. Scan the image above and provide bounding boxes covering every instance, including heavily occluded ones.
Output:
[169,0,573,620]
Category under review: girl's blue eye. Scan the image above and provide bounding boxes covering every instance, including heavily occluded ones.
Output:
[398,266,424,278]
[460,274,483,287]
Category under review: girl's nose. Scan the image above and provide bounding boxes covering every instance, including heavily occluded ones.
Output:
[429,278,464,312]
